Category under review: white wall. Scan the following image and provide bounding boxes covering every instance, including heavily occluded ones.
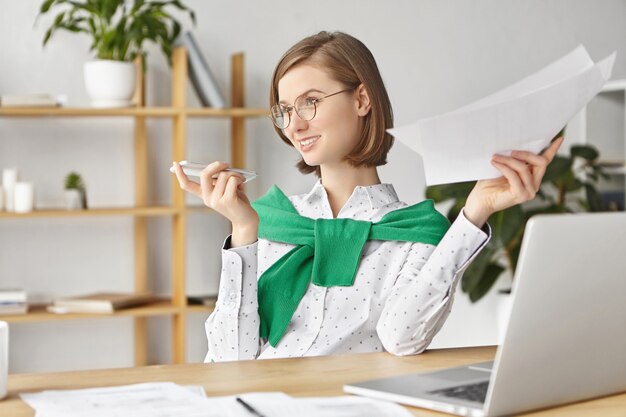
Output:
[1,0,625,372]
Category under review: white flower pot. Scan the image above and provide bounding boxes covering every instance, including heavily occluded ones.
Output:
[84,60,136,108]
[64,189,85,210]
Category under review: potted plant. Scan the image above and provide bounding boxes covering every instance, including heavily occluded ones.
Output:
[425,132,612,304]
[64,172,87,210]
[38,0,195,107]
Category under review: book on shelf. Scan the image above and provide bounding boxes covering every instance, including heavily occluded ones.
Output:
[0,288,28,315]
[0,288,27,302]
[178,31,227,108]
[187,294,217,306]
[49,292,154,314]
[0,302,28,315]
[0,94,66,107]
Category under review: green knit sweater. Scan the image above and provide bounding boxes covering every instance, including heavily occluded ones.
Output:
[251,185,450,346]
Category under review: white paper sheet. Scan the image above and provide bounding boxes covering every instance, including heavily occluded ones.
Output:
[20,382,248,417]
[389,45,616,185]
[20,383,414,417]
[234,392,414,417]
[295,395,415,417]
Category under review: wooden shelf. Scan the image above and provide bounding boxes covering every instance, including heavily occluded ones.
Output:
[0,107,180,117]
[0,48,255,366]
[186,107,268,117]
[0,299,215,323]
[0,106,268,118]
[0,206,180,218]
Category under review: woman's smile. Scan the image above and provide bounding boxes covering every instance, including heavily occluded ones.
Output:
[297,135,321,152]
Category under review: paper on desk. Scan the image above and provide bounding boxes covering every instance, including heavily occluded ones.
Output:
[20,383,413,417]
[295,395,415,417]
[20,382,244,417]
[389,45,616,185]
[231,392,414,417]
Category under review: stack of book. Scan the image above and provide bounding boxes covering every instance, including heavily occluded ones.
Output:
[48,292,154,314]
[0,288,28,315]
[0,94,66,107]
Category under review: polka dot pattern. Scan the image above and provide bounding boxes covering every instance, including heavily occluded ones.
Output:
[204,180,490,362]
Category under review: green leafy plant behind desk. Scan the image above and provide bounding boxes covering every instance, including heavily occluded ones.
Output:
[426,135,611,302]
[38,0,196,65]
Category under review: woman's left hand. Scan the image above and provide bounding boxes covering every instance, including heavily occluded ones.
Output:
[464,136,565,228]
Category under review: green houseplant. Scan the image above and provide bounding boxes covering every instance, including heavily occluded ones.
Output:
[38,0,195,107]
[64,171,87,210]
[426,133,611,302]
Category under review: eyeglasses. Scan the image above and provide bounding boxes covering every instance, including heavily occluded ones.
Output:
[270,87,354,129]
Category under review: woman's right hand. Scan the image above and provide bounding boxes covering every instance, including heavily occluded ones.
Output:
[172,161,259,246]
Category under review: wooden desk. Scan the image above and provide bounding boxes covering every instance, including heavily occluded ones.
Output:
[2,346,625,416]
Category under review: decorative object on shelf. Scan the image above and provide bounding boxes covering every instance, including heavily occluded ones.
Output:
[179,31,226,108]
[2,168,18,212]
[64,171,87,210]
[38,0,196,107]
[13,182,35,213]
[83,60,137,108]
[425,132,612,302]
[49,292,154,314]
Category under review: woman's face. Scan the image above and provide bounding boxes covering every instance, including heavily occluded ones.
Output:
[277,64,367,169]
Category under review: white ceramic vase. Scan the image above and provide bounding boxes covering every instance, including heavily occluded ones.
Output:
[84,60,136,108]
[64,189,84,210]
[2,168,18,212]
[13,182,34,213]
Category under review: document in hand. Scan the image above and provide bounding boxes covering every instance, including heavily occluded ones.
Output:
[389,45,616,185]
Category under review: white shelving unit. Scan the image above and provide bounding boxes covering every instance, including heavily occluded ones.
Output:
[566,78,626,209]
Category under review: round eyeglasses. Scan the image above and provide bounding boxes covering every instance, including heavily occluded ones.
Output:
[270,87,354,129]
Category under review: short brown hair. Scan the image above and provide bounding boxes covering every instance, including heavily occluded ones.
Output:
[269,31,394,177]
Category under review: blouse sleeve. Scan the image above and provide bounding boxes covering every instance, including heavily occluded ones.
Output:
[376,209,491,356]
[204,236,262,362]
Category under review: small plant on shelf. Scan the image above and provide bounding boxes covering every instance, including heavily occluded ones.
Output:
[64,171,87,210]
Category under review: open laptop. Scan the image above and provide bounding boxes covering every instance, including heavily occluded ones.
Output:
[344,212,626,416]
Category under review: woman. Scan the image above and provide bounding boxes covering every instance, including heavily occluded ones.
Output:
[172,31,563,362]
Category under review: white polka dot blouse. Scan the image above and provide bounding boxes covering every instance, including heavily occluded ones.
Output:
[204,180,490,362]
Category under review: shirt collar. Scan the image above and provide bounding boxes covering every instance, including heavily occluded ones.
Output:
[303,179,400,212]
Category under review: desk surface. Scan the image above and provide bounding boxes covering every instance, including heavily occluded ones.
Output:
[3,346,626,416]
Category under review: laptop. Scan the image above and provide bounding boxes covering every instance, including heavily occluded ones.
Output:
[344,212,626,416]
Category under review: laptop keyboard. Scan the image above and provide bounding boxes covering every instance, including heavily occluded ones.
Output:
[429,381,489,403]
